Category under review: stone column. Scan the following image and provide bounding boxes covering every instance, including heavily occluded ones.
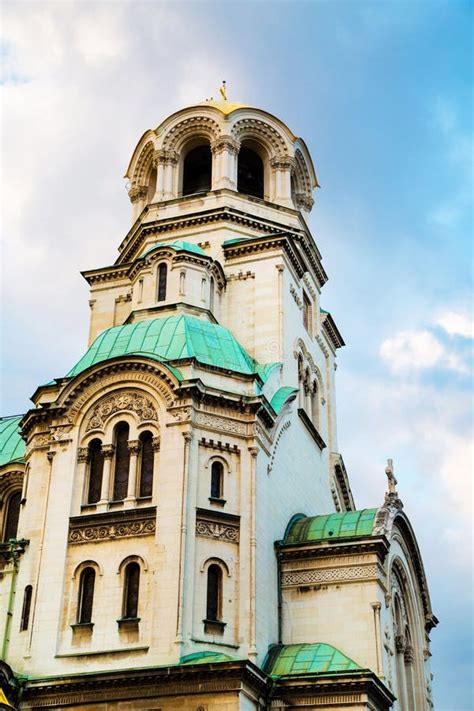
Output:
[270,156,294,206]
[248,446,258,660]
[97,444,115,512]
[124,440,141,506]
[153,150,179,201]
[371,602,384,677]
[77,447,90,504]
[210,136,240,190]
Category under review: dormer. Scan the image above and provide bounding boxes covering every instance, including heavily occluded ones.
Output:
[124,100,318,221]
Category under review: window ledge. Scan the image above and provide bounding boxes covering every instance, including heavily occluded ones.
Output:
[203,619,226,634]
[71,622,94,631]
[208,497,226,507]
[117,617,140,630]
[298,408,326,450]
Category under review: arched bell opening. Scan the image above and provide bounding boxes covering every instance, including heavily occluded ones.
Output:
[182,141,212,196]
[237,142,264,199]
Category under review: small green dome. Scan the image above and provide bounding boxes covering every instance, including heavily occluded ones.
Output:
[180,651,235,665]
[141,240,207,259]
[67,314,277,381]
[0,415,25,467]
[284,509,378,544]
[264,643,362,677]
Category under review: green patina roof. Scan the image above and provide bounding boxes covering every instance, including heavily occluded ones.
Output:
[0,415,25,467]
[265,643,362,677]
[141,240,207,259]
[180,652,235,665]
[284,509,378,544]
[270,386,298,414]
[222,237,252,246]
[67,315,277,382]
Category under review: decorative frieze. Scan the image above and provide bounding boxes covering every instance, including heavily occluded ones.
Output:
[195,508,240,544]
[281,564,379,587]
[195,412,248,435]
[68,508,156,545]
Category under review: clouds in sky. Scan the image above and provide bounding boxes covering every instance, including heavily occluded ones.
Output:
[1,1,472,707]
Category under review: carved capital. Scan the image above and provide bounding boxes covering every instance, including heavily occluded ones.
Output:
[154,148,179,165]
[395,634,406,654]
[102,444,115,459]
[270,155,294,171]
[404,644,415,664]
[295,193,315,211]
[152,435,161,451]
[127,440,141,456]
[128,185,148,203]
[77,447,90,464]
[210,136,240,156]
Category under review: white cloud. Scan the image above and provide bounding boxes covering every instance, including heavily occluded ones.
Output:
[436,311,474,339]
[380,329,445,372]
[380,328,470,374]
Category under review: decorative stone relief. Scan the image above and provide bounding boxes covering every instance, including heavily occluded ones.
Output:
[85,391,158,432]
[195,519,239,544]
[195,412,248,435]
[290,284,303,309]
[68,516,155,544]
[267,421,291,475]
[281,564,379,586]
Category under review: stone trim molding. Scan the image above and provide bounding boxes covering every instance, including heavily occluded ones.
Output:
[195,508,240,544]
[281,563,379,587]
[68,507,156,545]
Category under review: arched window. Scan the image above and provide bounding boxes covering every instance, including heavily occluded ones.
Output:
[182,144,212,196]
[311,381,319,429]
[3,491,21,542]
[113,422,130,501]
[206,564,222,621]
[87,438,104,504]
[77,567,95,624]
[210,461,224,500]
[238,145,264,199]
[139,431,154,498]
[123,562,140,619]
[157,263,167,302]
[20,585,33,632]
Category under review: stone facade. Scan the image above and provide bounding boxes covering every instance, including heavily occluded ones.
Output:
[0,97,436,710]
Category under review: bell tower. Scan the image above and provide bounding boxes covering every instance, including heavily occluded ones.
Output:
[1,90,436,711]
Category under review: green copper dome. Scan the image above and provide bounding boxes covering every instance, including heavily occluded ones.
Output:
[67,315,278,381]
[264,643,362,677]
[141,240,207,259]
[284,509,378,544]
[180,652,235,665]
[0,415,25,467]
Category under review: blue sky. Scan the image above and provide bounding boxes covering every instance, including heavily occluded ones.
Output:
[1,1,472,707]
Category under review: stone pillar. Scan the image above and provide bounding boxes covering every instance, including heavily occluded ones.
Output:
[97,444,115,512]
[371,602,384,677]
[270,156,294,206]
[248,446,258,660]
[77,447,90,504]
[211,136,240,190]
[124,440,141,506]
[153,150,179,201]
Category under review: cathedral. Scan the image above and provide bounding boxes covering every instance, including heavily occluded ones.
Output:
[0,94,437,710]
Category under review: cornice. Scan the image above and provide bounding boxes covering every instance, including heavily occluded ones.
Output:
[321,312,345,349]
[223,232,311,282]
[277,536,390,563]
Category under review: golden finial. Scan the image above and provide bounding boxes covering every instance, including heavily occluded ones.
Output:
[219,80,227,101]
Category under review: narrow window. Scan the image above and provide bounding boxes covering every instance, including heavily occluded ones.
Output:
[206,564,222,621]
[237,146,264,199]
[77,567,95,624]
[311,381,319,429]
[3,491,21,542]
[139,431,154,498]
[87,439,104,504]
[137,278,144,303]
[182,144,212,196]
[210,461,223,499]
[20,585,33,631]
[303,292,312,333]
[157,263,167,302]
[210,276,215,312]
[123,562,140,619]
[113,422,130,501]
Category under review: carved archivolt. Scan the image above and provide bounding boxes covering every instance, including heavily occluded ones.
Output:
[85,391,158,432]
[0,471,23,497]
[231,118,289,157]
[129,140,155,190]
[292,149,314,211]
[161,116,221,153]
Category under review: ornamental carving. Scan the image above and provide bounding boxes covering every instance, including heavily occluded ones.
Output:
[195,412,247,435]
[129,140,155,189]
[85,391,158,432]
[267,421,291,475]
[162,116,221,152]
[68,517,155,544]
[281,564,379,587]
[231,118,288,156]
[210,135,240,156]
[196,519,239,544]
